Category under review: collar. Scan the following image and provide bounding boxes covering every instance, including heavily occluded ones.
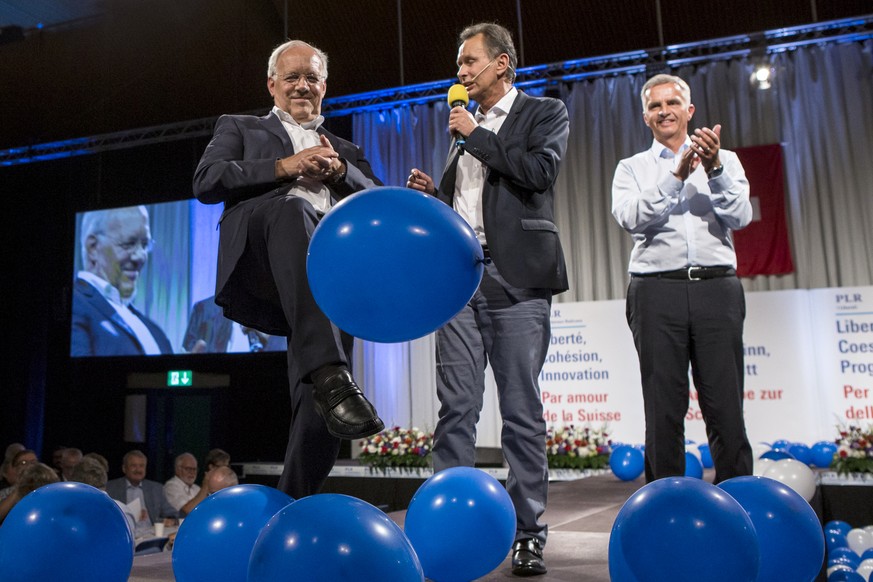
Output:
[272,106,324,131]
[125,478,142,489]
[78,270,134,306]
[475,86,518,120]
[650,136,691,159]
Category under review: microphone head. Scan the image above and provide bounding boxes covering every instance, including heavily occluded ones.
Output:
[447,84,469,107]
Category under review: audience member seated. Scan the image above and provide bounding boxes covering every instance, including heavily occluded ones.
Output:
[204,448,231,471]
[178,465,239,517]
[59,447,83,481]
[50,444,68,478]
[0,443,25,489]
[0,462,59,525]
[163,452,200,511]
[70,457,136,534]
[0,449,38,501]
[105,450,177,537]
[83,451,110,473]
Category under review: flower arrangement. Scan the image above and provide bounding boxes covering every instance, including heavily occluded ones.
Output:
[831,423,873,475]
[546,424,612,470]
[358,426,434,470]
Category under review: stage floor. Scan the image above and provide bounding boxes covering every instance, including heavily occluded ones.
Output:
[130,471,644,581]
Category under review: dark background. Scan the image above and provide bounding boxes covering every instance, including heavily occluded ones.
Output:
[2,0,871,481]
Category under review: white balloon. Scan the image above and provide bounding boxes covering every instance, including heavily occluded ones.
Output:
[762,459,817,502]
[753,457,774,476]
[865,525,873,536]
[847,528,873,556]
[856,558,873,582]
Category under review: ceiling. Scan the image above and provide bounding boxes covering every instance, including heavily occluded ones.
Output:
[0,0,871,150]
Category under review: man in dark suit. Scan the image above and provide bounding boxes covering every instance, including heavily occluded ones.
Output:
[182,295,285,353]
[406,22,569,577]
[106,450,177,534]
[193,40,384,499]
[71,205,173,357]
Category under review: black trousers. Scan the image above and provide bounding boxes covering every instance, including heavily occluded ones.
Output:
[244,195,352,499]
[626,275,753,483]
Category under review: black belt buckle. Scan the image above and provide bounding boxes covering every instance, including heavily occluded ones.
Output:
[687,266,702,281]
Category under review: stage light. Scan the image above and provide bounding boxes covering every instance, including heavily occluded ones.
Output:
[751,64,773,90]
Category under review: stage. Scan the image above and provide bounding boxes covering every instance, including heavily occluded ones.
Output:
[126,467,873,581]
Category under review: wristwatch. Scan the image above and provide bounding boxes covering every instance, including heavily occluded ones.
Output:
[707,163,724,178]
[328,162,347,185]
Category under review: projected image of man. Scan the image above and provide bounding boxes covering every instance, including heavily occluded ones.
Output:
[71,205,173,356]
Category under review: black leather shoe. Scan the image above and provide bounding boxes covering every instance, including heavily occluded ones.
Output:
[311,366,384,440]
[511,538,547,577]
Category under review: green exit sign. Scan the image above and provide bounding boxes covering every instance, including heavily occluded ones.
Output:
[167,370,193,387]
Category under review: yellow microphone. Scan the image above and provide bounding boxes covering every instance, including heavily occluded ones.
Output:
[447,84,470,153]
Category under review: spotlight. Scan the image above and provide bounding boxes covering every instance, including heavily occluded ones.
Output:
[751,64,773,90]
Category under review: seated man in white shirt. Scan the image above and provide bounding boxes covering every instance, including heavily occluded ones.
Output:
[71,205,174,356]
[163,453,200,512]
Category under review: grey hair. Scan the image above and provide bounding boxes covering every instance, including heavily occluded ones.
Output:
[79,205,149,259]
[459,22,517,83]
[174,452,196,469]
[641,74,691,112]
[267,40,328,80]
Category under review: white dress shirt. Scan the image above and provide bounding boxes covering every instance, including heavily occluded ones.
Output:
[272,106,332,214]
[163,475,201,511]
[611,138,752,273]
[454,87,518,246]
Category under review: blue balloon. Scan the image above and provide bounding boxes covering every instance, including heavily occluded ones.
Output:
[404,467,516,582]
[698,443,714,468]
[827,570,866,582]
[719,476,825,582]
[830,547,862,564]
[172,484,293,582]
[811,442,838,468]
[826,531,849,553]
[759,449,795,462]
[610,445,645,481]
[788,443,813,465]
[307,186,485,343]
[249,494,423,582]
[825,520,853,537]
[684,451,704,479]
[861,548,873,561]
[829,554,861,570]
[0,482,134,582]
[772,439,792,450]
[609,477,759,582]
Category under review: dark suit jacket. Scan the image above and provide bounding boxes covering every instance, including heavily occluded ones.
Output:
[70,278,174,356]
[436,91,570,293]
[183,296,285,352]
[192,112,381,334]
[106,477,178,522]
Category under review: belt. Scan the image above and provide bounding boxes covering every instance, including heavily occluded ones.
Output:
[633,266,735,280]
[481,245,491,259]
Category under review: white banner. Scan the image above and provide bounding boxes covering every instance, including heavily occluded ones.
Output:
[536,287,873,447]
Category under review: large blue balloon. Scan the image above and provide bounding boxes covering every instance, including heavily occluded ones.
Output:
[404,467,516,582]
[610,445,645,481]
[307,186,485,343]
[719,476,825,582]
[0,482,134,582]
[248,494,423,582]
[172,484,293,582]
[609,477,759,582]
[789,443,813,465]
[811,441,838,468]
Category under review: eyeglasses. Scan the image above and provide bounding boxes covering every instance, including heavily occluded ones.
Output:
[99,235,155,254]
[280,72,323,87]
[15,458,37,467]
